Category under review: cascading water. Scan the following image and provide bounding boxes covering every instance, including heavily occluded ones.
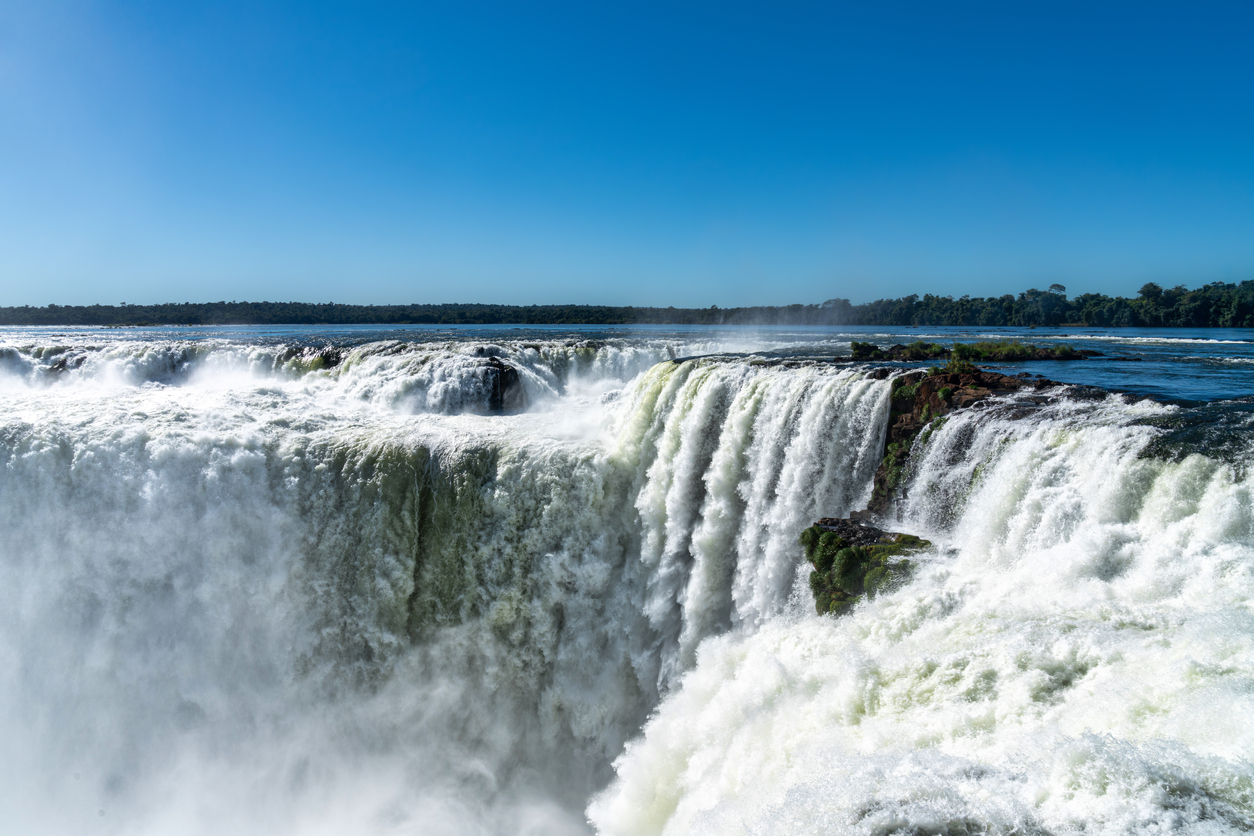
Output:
[590,387,1254,835]
[2,327,1252,835]
[0,332,888,834]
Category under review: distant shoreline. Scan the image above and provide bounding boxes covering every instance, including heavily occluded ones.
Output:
[3,281,1252,328]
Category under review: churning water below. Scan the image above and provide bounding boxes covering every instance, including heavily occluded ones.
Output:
[1,325,1252,835]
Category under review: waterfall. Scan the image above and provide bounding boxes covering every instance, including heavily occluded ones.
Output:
[589,389,1254,835]
[0,340,889,834]
[6,332,1251,834]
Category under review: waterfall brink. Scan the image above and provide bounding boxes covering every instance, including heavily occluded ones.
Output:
[0,343,890,835]
[6,329,1252,835]
[590,391,1254,836]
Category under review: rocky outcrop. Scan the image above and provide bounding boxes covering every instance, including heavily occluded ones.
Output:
[800,518,931,615]
[274,345,344,371]
[48,354,86,374]
[308,347,344,370]
[802,363,1077,616]
[868,365,1064,513]
[483,357,526,412]
[850,340,1100,362]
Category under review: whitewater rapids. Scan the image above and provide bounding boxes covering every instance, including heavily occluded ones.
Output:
[1,332,1251,835]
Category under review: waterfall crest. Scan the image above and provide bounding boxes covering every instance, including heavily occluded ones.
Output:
[590,390,1254,836]
[0,343,888,834]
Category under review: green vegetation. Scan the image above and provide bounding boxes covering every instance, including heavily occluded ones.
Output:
[892,375,923,400]
[916,416,948,449]
[951,340,1084,361]
[880,440,910,491]
[852,340,947,360]
[2,281,1252,325]
[799,525,931,616]
[863,340,1086,367]
[953,341,1032,360]
[844,282,1254,328]
[937,357,979,375]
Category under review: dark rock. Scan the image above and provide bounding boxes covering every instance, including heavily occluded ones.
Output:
[311,347,343,369]
[483,357,526,412]
[48,355,85,374]
[807,355,1105,614]
[867,366,1066,513]
[852,341,949,361]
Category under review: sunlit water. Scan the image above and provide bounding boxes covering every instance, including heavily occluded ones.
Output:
[1,325,1251,834]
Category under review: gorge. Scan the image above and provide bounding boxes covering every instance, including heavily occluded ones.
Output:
[1,325,1251,835]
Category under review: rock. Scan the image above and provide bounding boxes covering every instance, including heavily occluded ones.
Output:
[483,357,526,412]
[310,347,343,370]
[848,340,1103,363]
[802,355,1094,615]
[48,354,86,374]
[852,341,949,361]
[800,518,931,615]
[867,366,1063,513]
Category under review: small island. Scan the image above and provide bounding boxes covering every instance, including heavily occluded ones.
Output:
[849,339,1100,362]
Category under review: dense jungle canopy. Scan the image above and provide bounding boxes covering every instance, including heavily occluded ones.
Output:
[3,282,1252,328]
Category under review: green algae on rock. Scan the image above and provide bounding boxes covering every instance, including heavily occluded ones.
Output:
[800,518,931,616]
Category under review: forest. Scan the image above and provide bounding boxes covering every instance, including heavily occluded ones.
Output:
[2,281,1251,327]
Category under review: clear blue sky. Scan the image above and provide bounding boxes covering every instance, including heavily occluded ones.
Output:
[2,1,1252,307]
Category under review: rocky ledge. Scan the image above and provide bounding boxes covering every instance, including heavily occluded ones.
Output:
[801,361,1075,616]
[800,518,931,615]
[850,339,1101,362]
[483,356,526,412]
[867,363,1066,513]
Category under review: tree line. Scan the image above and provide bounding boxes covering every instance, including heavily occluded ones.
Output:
[2,281,1251,327]
[845,282,1254,328]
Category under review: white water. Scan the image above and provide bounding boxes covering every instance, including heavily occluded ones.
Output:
[2,336,1251,834]
[0,338,689,413]
[590,392,1254,835]
[0,338,886,834]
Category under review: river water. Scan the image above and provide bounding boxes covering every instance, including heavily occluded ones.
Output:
[1,325,1251,835]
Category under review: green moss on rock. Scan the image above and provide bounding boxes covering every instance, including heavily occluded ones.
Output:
[799,521,931,616]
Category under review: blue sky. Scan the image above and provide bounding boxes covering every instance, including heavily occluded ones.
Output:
[2,1,1252,307]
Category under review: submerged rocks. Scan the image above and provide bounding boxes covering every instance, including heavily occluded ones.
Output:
[800,518,931,615]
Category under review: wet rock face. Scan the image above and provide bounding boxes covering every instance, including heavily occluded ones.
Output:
[802,364,1081,616]
[483,357,526,412]
[800,519,930,615]
[869,367,1058,513]
[48,354,86,374]
[311,347,344,369]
